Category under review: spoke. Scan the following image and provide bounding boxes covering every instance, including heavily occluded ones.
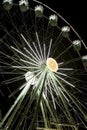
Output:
[21,34,40,60]
[11,46,38,65]
[20,58,38,67]
[56,74,75,88]
[56,44,73,60]
[24,47,39,62]
[35,32,43,59]
[47,39,52,58]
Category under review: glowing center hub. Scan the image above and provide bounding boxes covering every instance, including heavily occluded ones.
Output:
[46,57,58,72]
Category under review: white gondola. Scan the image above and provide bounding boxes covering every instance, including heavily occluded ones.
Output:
[49,14,58,26]
[61,26,70,37]
[35,5,44,17]
[3,0,13,10]
[19,0,29,12]
[73,40,81,51]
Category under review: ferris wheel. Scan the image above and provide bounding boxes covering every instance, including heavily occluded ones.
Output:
[0,0,87,130]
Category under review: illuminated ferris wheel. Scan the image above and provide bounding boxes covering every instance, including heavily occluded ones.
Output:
[0,0,87,130]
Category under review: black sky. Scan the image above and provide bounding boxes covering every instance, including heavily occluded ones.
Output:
[40,0,87,45]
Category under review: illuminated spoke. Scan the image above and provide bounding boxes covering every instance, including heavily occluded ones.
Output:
[36,32,43,59]
[21,34,40,60]
[56,74,75,88]
[11,46,38,65]
[47,39,52,58]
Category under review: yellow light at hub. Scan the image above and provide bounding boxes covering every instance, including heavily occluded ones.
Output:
[46,57,58,72]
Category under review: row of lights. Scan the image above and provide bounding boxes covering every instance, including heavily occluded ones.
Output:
[2,0,87,69]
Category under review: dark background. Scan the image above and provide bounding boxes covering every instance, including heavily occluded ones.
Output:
[41,0,87,46]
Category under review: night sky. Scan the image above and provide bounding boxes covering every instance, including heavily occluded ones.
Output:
[41,0,87,47]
